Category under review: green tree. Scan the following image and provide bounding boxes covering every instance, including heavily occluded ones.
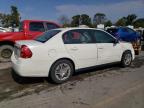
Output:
[105,20,112,27]
[10,5,20,27]
[133,18,144,28]
[0,13,4,26]
[116,14,137,26]
[71,14,92,27]
[80,14,92,27]
[71,15,80,27]
[0,6,20,27]
[126,14,137,25]
[2,14,12,27]
[93,13,106,25]
[0,13,11,27]
[115,17,127,26]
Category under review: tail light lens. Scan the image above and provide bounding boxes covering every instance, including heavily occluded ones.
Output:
[20,45,32,58]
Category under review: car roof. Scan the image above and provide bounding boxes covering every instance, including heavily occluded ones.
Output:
[52,27,117,40]
[22,19,57,23]
[53,27,105,32]
[108,27,132,29]
[22,20,61,27]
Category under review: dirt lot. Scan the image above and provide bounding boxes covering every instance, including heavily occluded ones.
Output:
[0,52,144,108]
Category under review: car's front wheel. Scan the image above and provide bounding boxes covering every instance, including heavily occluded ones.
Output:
[121,51,132,67]
[49,59,74,84]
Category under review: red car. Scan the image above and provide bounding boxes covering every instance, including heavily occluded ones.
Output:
[0,20,60,62]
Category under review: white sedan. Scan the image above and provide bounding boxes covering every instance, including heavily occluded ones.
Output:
[12,28,135,83]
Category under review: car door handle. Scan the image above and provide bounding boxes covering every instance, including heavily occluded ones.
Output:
[71,47,78,51]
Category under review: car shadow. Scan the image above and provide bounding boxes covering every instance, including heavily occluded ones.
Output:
[11,69,46,84]
[69,63,121,82]
[74,63,121,76]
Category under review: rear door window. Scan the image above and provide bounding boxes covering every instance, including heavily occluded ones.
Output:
[63,29,95,44]
[94,30,115,43]
[29,22,45,32]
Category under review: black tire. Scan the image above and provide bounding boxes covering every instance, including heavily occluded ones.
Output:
[11,70,25,84]
[135,50,140,55]
[121,51,132,67]
[49,59,74,84]
[0,45,13,62]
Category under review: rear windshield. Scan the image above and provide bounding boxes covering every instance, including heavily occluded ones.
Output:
[106,28,118,34]
[35,30,61,43]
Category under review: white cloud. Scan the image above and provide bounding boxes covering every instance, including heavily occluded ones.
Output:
[55,0,144,22]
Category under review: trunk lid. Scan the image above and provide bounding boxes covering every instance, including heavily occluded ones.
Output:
[14,40,42,58]
[15,40,43,46]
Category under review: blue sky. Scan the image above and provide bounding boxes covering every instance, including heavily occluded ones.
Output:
[0,0,144,23]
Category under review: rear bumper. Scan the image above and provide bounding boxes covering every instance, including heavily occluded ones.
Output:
[12,60,31,77]
[11,55,50,77]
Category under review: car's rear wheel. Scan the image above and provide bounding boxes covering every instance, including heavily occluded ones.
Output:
[49,59,74,84]
[0,45,13,62]
[11,70,25,84]
[121,51,132,67]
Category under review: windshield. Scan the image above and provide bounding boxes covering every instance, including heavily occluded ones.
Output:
[35,30,61,43]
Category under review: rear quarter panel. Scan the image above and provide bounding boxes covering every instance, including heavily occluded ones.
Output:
[16,32,75,76]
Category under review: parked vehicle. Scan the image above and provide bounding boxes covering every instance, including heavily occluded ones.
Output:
[106,27,141,55]
[0,28,6,32]
[12,28,135,84]
[135,28,144,41]
[0,27,10,32]
[135,28,144,50]
[0,20,60,62]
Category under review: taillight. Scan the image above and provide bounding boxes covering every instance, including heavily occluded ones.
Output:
[20,45,32,58]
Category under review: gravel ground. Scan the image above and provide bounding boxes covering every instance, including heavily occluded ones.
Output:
[0,52,144,108]
[0,62,11,70]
